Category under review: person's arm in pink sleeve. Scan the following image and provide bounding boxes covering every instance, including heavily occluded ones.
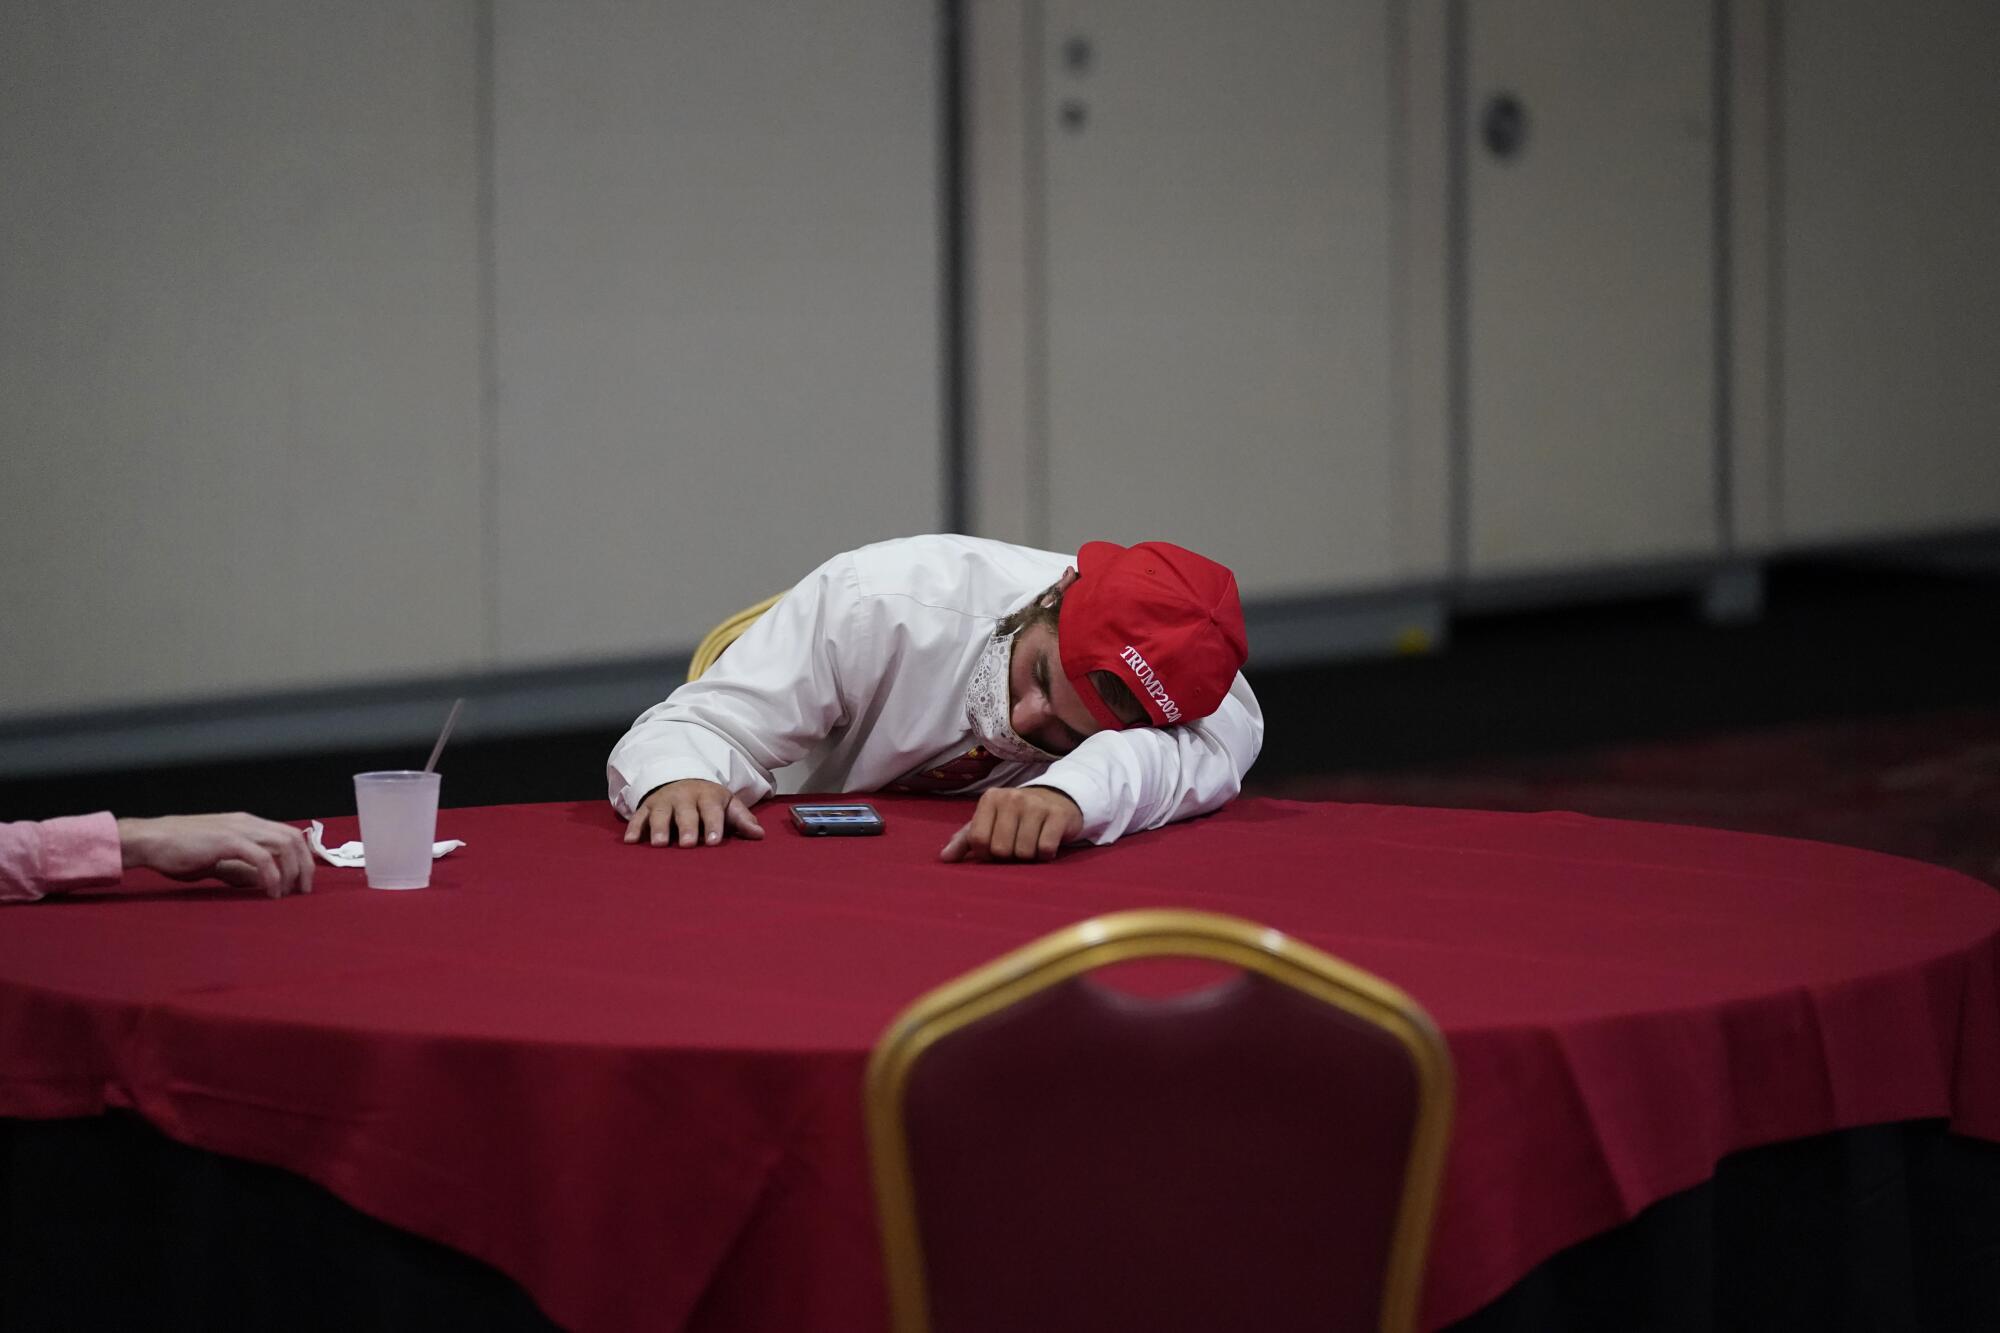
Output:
[4,811,313,902]
[0,813,123,904]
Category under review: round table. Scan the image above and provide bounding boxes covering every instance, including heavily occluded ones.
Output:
[3,795,1996,1331]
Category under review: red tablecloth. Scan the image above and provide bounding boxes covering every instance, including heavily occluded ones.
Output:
[3,795,1997,1331]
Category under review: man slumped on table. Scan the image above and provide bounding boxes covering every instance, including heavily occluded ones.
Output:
[609,534,1261,862]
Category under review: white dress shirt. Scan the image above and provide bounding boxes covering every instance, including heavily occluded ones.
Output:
[606,534,1263,845]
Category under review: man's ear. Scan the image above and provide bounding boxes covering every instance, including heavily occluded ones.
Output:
[1046,567,1080,604]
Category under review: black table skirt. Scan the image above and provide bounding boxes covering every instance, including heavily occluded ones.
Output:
[4,1113,1997,1332]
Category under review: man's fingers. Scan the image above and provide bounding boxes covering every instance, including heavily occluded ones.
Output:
[293,828,315,894]
[242,824,288,891]
[230,822,310,896]
[660,792,692,844]
[965,800,997,861]
[727,800,765,840]
[230,838,282,893]
[1036,813,1067,861]
[987,806,1020,862]
[264,831,295,895]
[942,790,1081,866]
[262,826,308,896]
[281,826,312,894]
[631,783,756,850]
[1013,810,1045,862]
[696,794,727,846]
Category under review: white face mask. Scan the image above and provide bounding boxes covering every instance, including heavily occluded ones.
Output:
[965,629,1062,764]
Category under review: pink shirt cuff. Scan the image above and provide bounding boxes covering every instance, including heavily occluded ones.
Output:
[33,812,124,897]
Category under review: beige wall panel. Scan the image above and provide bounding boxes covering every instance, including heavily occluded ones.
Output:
[966,0,1039,546]
[1465,0,1718,576]
[0,2,484,718]
[1395,0,1454,578]
[1038,0,1402,598]
[1778,0,2000,542]
[490,1,943,664]
[1726,0,1779,550]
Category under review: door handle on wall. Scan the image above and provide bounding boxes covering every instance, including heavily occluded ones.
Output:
[1058,35,1092,134]
[1481,92,1529,159]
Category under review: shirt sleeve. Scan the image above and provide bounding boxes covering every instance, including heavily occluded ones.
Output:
[1029,672,1264,845]
[606,555,864,817]
[0,812,124,904]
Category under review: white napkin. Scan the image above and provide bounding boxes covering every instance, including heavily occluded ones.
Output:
[308,820,465,869]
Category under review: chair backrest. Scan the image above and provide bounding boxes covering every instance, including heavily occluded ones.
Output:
[866,910,1453,1333]
[686,593,784,682]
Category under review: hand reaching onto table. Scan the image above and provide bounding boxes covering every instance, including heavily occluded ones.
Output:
[117,813,314,898]
[626,780,766,848]
[940,786,1083,863]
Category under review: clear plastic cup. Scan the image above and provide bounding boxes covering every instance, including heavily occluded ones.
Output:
[352,770,442,889]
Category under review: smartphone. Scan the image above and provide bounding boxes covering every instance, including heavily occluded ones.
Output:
[789,803,886,837]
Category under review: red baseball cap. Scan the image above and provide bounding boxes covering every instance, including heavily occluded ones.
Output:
[1058,540,1249,730]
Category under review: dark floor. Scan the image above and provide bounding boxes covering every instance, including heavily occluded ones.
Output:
[6,555,1997,885]
[1244,557,2000,888]
[1256,708,2000,888]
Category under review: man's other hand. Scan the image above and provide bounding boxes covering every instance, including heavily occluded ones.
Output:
[117,813,314,898]
[940,786,1083,863]
[625,780,765,848]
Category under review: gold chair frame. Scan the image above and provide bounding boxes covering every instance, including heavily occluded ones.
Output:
[865,908,1455,1333]
[686,592,784,682]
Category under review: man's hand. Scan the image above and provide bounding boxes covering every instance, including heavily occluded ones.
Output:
[116,813,314,898]
[940,786,1084,863]
[625,779,766,848]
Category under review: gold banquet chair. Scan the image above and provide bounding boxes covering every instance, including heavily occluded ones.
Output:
[866,909,1454,1333]
[686,593,784,682]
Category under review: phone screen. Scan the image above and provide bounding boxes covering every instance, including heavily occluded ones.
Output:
[789,803,885,836]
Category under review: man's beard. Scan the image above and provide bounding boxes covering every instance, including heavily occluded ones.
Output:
[964,630,1061,764]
